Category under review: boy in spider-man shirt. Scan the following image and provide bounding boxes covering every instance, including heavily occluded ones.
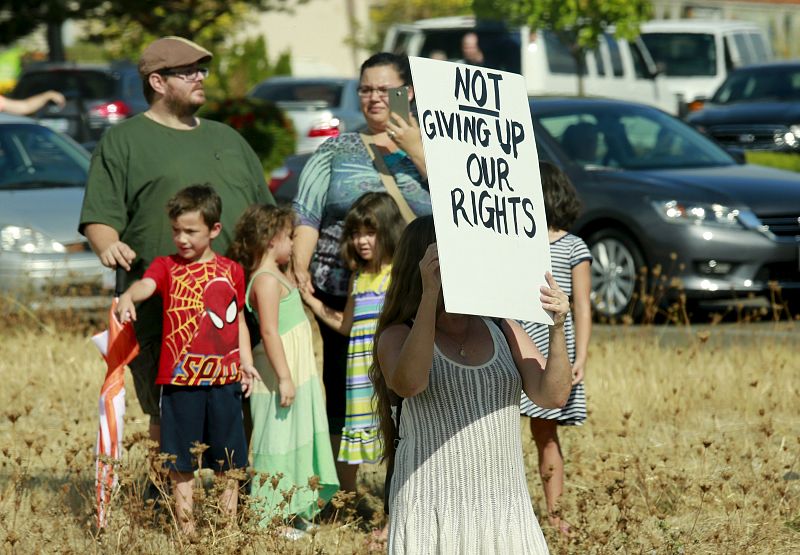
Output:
[116,184,259,534]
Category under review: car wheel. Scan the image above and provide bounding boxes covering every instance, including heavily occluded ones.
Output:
[587,229,644,319]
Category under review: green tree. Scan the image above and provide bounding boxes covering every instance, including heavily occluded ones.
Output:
[0,0,104,61]
[207,35,292,100]
[473,0,652,95]
[0,0,309,62]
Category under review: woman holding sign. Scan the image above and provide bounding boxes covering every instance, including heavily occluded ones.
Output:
[292,52,432,491]
[370,216,571,554]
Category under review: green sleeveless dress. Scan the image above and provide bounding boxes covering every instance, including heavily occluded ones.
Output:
[246,269,339,521]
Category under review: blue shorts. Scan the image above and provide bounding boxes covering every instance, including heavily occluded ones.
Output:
[160,382,248,473]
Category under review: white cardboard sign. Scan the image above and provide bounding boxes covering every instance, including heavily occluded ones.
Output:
[409,56,552,325]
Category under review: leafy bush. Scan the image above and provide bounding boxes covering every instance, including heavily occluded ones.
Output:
[200,97,295,174]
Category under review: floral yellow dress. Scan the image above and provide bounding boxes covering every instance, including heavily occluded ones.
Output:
[338,265,391,464]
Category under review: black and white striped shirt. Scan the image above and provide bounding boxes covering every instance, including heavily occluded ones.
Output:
[519,233,592,423]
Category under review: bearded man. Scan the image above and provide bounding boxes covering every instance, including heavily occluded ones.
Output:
[80,37,274,448]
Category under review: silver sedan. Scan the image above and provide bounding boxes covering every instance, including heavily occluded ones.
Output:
[0,114,107,301]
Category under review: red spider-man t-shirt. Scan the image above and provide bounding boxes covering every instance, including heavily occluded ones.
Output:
[143,254,246,386]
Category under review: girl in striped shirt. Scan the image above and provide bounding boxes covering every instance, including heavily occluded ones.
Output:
[302,192,406,492]
[521,162,593,538]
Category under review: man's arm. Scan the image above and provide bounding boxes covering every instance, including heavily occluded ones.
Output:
[1,91,65,116]
[83,223,136,270]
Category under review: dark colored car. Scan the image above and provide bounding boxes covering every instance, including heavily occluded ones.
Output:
[268,152,311,205]
[533,97,800,317]
[687,61,800,152]
[270,97,800,318]
[10,62,148,151]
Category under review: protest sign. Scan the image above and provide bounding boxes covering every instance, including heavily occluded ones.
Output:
[409,56,552,324]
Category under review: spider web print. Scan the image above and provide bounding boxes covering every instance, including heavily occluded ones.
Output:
[163,258,236,369]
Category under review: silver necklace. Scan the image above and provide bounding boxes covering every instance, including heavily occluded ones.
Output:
[440,318,471,358]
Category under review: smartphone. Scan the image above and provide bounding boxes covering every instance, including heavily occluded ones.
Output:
[388,86,411,124]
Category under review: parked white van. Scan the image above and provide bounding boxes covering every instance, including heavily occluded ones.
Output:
[639,20,773,111]
[384,17,680,114]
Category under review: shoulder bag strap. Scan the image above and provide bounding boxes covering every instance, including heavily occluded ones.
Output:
[360,132,417,224]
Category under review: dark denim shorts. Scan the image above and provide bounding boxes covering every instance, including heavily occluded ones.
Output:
[160,382,248,473]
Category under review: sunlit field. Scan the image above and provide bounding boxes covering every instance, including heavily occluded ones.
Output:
[0,309,798,554]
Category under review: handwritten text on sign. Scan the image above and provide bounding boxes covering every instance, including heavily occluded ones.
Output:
[421,68,535,237]
[410,57,552,324]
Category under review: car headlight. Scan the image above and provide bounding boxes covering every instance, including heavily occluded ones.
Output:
[0,225,66,254]
[651,200,744,228]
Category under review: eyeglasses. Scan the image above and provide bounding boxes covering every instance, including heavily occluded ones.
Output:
[357,85,398,98]
[159,67,209,82]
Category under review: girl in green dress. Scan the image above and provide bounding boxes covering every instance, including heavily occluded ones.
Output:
[229,205,338,530]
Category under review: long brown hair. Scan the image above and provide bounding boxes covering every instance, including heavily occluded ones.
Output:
[227,204,294,280]
[369,215,437,462]
[539,161,582,230]
[341,192,406,272]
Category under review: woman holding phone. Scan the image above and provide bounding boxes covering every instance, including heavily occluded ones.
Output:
[292,52,432,494]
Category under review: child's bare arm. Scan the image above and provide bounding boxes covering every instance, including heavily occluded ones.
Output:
[299,275,354,336]
[252,274,296,407]
[115,278,157,323]
[571,260,592,384]
[237,312,260,398]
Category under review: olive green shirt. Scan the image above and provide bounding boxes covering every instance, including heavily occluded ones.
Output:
[80,114,274,340]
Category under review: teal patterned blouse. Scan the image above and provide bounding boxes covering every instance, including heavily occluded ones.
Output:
[293,133,432,297]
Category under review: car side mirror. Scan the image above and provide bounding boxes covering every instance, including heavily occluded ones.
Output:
[725,146,747,165]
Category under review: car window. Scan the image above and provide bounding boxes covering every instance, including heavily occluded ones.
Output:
[712,67,800,103]
[0,124,88,189]
[391,30,415,54]
[537,114,608,166]
[604,34,624,77]
[641,33,717,77]
[535,104,733,170]
[591,48,606,77]
[251,82,344,107]
[732,33,754,65]
[543,30,586,75]
[416,28,521,73]
[749,33,769,61]
[629,42,651,79]
[723,37,736,71]
[621,115,675,158]
[13,70,116,100]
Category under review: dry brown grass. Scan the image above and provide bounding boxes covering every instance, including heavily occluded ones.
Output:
[0,309,798,554]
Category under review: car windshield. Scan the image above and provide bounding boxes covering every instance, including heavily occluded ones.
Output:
[0,124,88,189]
[415,28,522,74]
[251,82,344,107]
[640,33,717,77]
[534,103,735,170]
[711,66,800,103]
[13,70,116,100]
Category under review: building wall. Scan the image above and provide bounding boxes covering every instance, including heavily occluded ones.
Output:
[244,0,376,77]
[651,0,800,58]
